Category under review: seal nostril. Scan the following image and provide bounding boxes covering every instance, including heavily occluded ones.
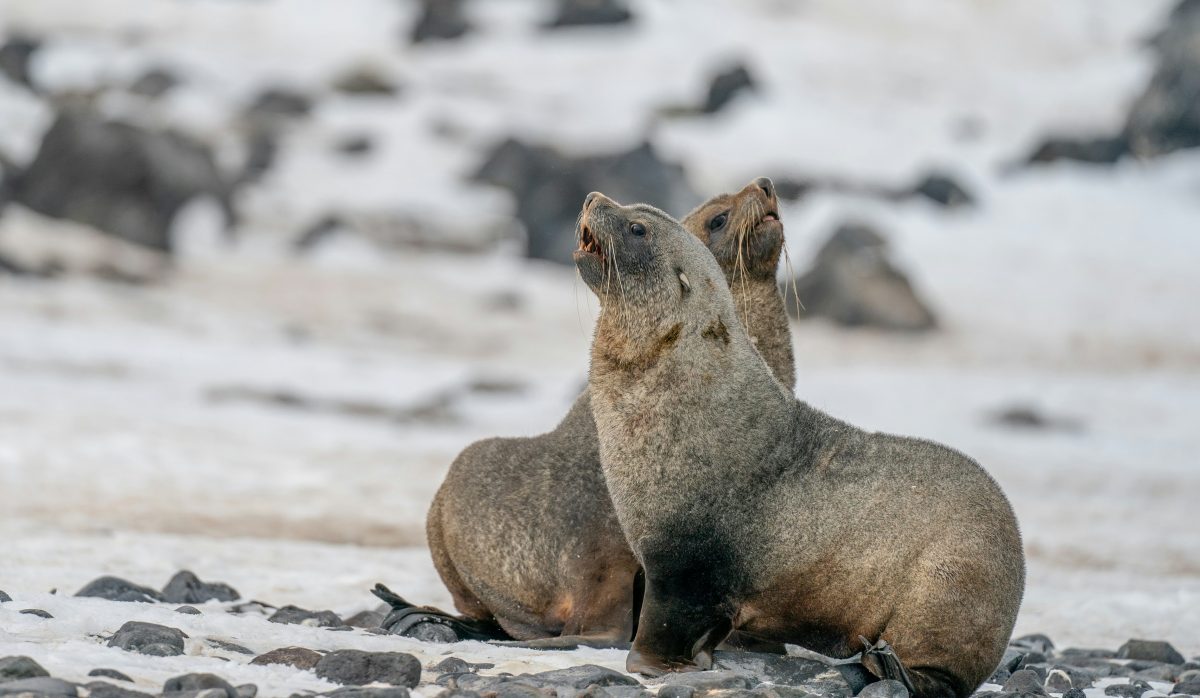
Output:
[755,177,774,199]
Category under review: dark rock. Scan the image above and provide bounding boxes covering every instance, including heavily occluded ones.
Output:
[1125,0,1200,158]
[579,687,651,698]
[1045,665,1095,690]
[176,606,202,615]
[1015,654,1048,671]
[749,686,815,698]
[163,673,238,698]
[410,0,470,43]
[88,670,134,683]
[161,571,240,604]
[1061,690,1086,698]
[1002,670,1047,697]
[314,650,421,688]
[1103,681,1152,698]
[1173,677,1200,695]
[1044,669,1072,692]
[432,658,490,675]
[0,35,39,89]
[702,64,756,114]
[988,405,1083,433]
[910,172,974,208]
[268,605,342,627]
[228,600,276,615]
[473,138,697,264]
[656,687,696,698]
[1025,135,1128,165]
[0,656,49,681]
[107,621,187,656]
[712,652,830,687]
[12,111,232,253]
[206,639,253,655]
[0,591,9,602]
[323,689,411,698]
[988,648,1026,685]
[335,135,374,157]
[527,665,640,689]
[545,0,633,28]
[19,608,52,618]
[86,681,155,698]
[857,680,910,698]
[0,677,77,696]
[332,68,398,96]
[1058,648,1117,660]
[1118,640,1186,665]
[656,672,754,691]
[240,127,278,184]
[246,88,312,121]
[236,686,257,698]
[75,576,163,603]
[129,68,180,98]
[492,684,552,698]
[344,609,386,629]
[784,222,938,332]
[1133,664,1178,682]
[251,647,322,670]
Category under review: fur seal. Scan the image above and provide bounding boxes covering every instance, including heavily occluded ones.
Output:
[577,192,1025,698]
[377,178,796,645]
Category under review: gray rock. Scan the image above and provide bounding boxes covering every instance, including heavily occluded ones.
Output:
[784,222,938,332]
[1134,664,1180,682]
[161,571,240,604]
[236,685,257,698]
[712,653,830,687]
[1044,669,1072,692]
[250,647,322,670]
[1002,670,1048,697]
[527,665,639,689]
[206,639,253,655]
[86,681,155,698]
[314,650,421,688]
[656,672,754,691]
[1059,648,1117,660]
[656,687,696,698]
[1104,680,1152,698]
[856,680,909,698]
[87,670,133,683]
[0,677,77,697]
[1061,690,1086,698]
[432,658,475,675]
[579,686,652,698]
[268,605,341,627]
[0,591,9,603]
[410,0,470,43]
[323,689,411,698]
[12,111,233,253]
[1173,677,1200,695]
[332,69,398,96]
[0,35,39,89]
[401,621,458,643]
[0,656,49,681]
[910,172,974,208]
[702,64,756,114]
[1125,0,1200,158]
[18,609,51,619]
[1025,135,1127,165]
[76,576,163,603]
[1118,640,1186,665]
[129,68,180,99]
[750,686,816,698]
[163,690,228,698]
[246,89,312,121]
[493,684,552,698]
[544,0,633,28]
[1046,665,1095,690]
[163,674,238,698]
[107,621,187,656]
[176,606,202,615]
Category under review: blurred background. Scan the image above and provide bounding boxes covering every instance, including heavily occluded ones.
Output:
[0,0,1197,653]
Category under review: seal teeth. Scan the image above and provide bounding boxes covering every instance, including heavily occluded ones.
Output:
[578,224,605,263]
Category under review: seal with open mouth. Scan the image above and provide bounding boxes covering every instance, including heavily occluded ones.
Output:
[579,192,1025,698]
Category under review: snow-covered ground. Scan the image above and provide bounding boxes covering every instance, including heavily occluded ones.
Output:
[1,0,1199,693]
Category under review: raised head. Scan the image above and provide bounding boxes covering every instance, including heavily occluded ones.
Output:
[681,176,783,281]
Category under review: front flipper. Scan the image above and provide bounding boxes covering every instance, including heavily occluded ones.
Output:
[858,636,917,696]
[371,583,508,642]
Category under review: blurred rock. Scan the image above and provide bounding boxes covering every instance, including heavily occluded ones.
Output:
[987,405,1083,433]
[545,0,634,29]
[245,88,312,121]
[784,222,938,332]
[163,673,239,698]
[250,647,323,670]
[344,609,386,629]
[335,134,375,157]
[525,666,639,690]
[206,639,253,655]
[1103,680,1152,698]
[86,682,155,698]
[267,604,342,627]
[910,171,974,208]
[711,652,829,686]
[76,576,164,603]
[1003,670,1048,697]
[410,0,471,43]
[0,590,9,602]
[473,138,698,264]
[314,650,421,687]
[19,608,52,618]
[11,110,232,253]
[703,63,756,114]
[1011,634,1056,655]
[1117,639,1185,665]
[857,680,909,698]
[107,621,187,656]
[1025,135,1128,165]
[0,35,39,89]
[175,605,202,615]
[129,68,180,98]
[322,689,411,698]
[0,656,49,681]
[161,570,241,604]
[0,677,78,697]
[88,669,134,683]
[1126,0,1200,157]
[333,67,399,96]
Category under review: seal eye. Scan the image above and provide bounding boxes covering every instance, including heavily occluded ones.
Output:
[630,222,646,237]
[708,213,729,231]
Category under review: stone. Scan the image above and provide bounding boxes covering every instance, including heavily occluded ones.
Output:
[527,665,640,689]
[206,639,253,655]
[712,653,830,687]
[1103,683,1150,698]
[857,680,910,698]
[910,172,974,208]
[702,64,756,114]
[545,0,634,28]
[129,68,180,99]
[314,650,422,688]
[0,677,77,696]
[332,68,398,96]
[75,576,163,603]
[579,687,652,698]
[656,672,754,691]
[161,571,240,604]
[750,686,816,698]
[656,687,696,698]
[176,606,202,615]
[107,621,187,656]
[323,689,412,698]
[335,135,374,157]
[246,88,312,121]
[1059,648,1117,659]
[268,605,342,627]
[1118,640,1186,665]
[0,35,39,89]
[236,685,257,698]
[163,674,238,698]
[1173,677,1200,695]
[18,608,52,618]
[433,658,493,675]
[1125,0,1200,158]
[1061,690,1086,698]
[1025,135,1127,165]
[784,222,938,332]
[410,0,470,43]
[250,647,322,670]
[0,591,9,603]
[86,682,155,698]
[0,656,49,681]
[1044,669,1073,692]
[1002,670,1048,697]
[88,670,134,683]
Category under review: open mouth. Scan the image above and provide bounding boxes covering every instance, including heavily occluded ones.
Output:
[577,223,606,265]
[761,211,779,223]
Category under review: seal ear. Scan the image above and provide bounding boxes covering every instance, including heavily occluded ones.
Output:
[678,271,691,294]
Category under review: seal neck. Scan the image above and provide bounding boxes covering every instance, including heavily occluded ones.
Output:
[726,272,795,392]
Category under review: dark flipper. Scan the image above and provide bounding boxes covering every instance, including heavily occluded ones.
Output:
[371,583,509,642]
[858,636,918,696]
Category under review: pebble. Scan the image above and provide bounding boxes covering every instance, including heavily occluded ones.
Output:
[250,647,322,670]
[1002,669,1048,697]
[343,610,385,629]
[526,665,641,690]
[88,669,134,683]
[314,650,422,688]
[107,621,187,656]
[76,576,163,603]
[267,605,342,627]
[0,656,49,681]
[163,673,241,698]
[321,688,412,698]
[176,606,202,615]
[0,590,10,603]
[712,653,830,687]
[205,639,254,655]
[1044,669,1073,692]
[161,571,240,605]
[19,608,53,618]
[236,685,258,698]
[1118,641,1186,666]
[581,686,652,698]
[0,677,79,697]
[1104,680,1153,698]
[1173,677,1200,695]
[86,681,155,698]
[857,680,910,698]
[1061,690,1087,698]
[655,672,754,691]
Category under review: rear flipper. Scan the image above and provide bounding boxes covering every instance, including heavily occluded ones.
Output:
[371,583,509,642]
[857,636,917,695]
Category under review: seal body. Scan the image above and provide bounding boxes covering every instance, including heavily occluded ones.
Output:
[424,179,796,642]
[578,194,1025,698]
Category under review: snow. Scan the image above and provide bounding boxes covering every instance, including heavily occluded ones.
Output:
[1,0,1199,693]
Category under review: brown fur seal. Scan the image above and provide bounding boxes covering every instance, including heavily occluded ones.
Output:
[577,192,1025,698]
[375,178,796,645]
